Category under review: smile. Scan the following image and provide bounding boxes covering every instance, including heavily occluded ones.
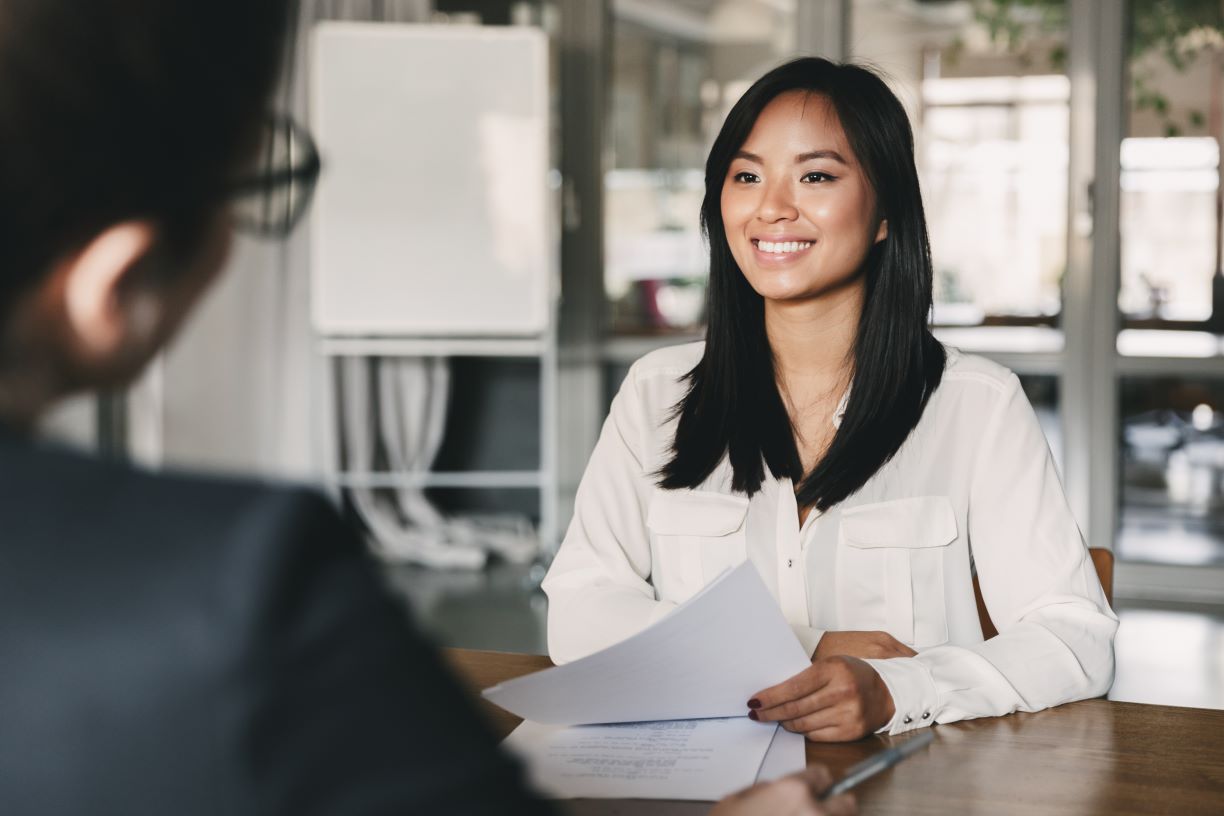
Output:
[752,239,813,257]
[749,239,817,261]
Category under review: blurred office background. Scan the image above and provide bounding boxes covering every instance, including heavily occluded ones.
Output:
[42,0,1223,710]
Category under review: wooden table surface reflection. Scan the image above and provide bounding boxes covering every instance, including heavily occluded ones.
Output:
[444,648,1224,815]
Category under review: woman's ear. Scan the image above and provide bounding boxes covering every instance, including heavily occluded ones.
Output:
[875,218,889,244]
[60,221,162,364]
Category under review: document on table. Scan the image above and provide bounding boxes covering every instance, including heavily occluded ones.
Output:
[486,562,811,801]
[503,717,780,801]
[482,562,811,725]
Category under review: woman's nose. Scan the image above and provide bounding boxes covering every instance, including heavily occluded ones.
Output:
[756,181,798,222]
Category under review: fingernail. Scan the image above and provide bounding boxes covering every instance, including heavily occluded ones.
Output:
[747,698,761,709]
[748,710,759,721]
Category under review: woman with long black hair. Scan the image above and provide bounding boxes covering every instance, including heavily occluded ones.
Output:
[544,57,1116,742]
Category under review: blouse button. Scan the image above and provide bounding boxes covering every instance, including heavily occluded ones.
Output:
[787,559,793,568]
[903,715,913,724]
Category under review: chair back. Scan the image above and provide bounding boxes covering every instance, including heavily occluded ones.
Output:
[974,547,1114,640]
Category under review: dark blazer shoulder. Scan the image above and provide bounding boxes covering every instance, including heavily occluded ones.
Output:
[1,430,344,564]
[0,433,549,816]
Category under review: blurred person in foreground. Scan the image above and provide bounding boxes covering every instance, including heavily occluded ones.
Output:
[0,1,854,814]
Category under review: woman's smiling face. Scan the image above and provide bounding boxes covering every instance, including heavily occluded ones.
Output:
[720,90,886,305]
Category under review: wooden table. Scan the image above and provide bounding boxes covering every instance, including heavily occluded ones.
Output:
[444,648,1224,815]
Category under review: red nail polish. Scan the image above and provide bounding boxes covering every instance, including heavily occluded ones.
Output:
[747,698,761,709]
[748,710,759,721]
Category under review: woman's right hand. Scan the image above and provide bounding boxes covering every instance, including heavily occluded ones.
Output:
[709,765,856,816]
[813,631,916,660]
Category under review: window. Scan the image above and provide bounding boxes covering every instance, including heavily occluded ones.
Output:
[1115,1,1224,570]
[1118,4,1224,339]
[852,0,1069,353]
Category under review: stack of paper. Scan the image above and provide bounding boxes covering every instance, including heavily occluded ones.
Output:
[482,563,811,801]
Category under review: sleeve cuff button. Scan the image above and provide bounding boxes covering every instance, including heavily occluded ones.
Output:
[903,715,913,724]
[922,712,931,720]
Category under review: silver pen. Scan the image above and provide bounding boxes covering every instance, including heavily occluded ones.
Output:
[819,729,935,800]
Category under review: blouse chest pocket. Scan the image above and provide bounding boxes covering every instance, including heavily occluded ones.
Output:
[646,489,750,604]
[836,496,957,649]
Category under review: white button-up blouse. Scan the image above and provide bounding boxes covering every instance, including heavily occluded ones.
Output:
[542,341,1118,735]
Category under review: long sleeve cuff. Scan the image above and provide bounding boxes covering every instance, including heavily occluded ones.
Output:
[790,625,825,658]
[863,657,940,735]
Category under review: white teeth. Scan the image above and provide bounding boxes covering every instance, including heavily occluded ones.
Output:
[757,240,812,254]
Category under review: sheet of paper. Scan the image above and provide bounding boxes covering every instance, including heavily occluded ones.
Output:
[483,562,810,725]
[503,717,779,801]
[754,727,807,783]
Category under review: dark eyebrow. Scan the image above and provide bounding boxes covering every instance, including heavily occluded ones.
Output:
[731,149,849,165]
[796,149,848,165]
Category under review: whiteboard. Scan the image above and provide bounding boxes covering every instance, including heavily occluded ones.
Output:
[310,23,551,336]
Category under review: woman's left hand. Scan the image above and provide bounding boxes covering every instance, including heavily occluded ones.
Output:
[747,656,896,742]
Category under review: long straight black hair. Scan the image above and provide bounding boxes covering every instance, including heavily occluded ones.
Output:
[658,57,945,511]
